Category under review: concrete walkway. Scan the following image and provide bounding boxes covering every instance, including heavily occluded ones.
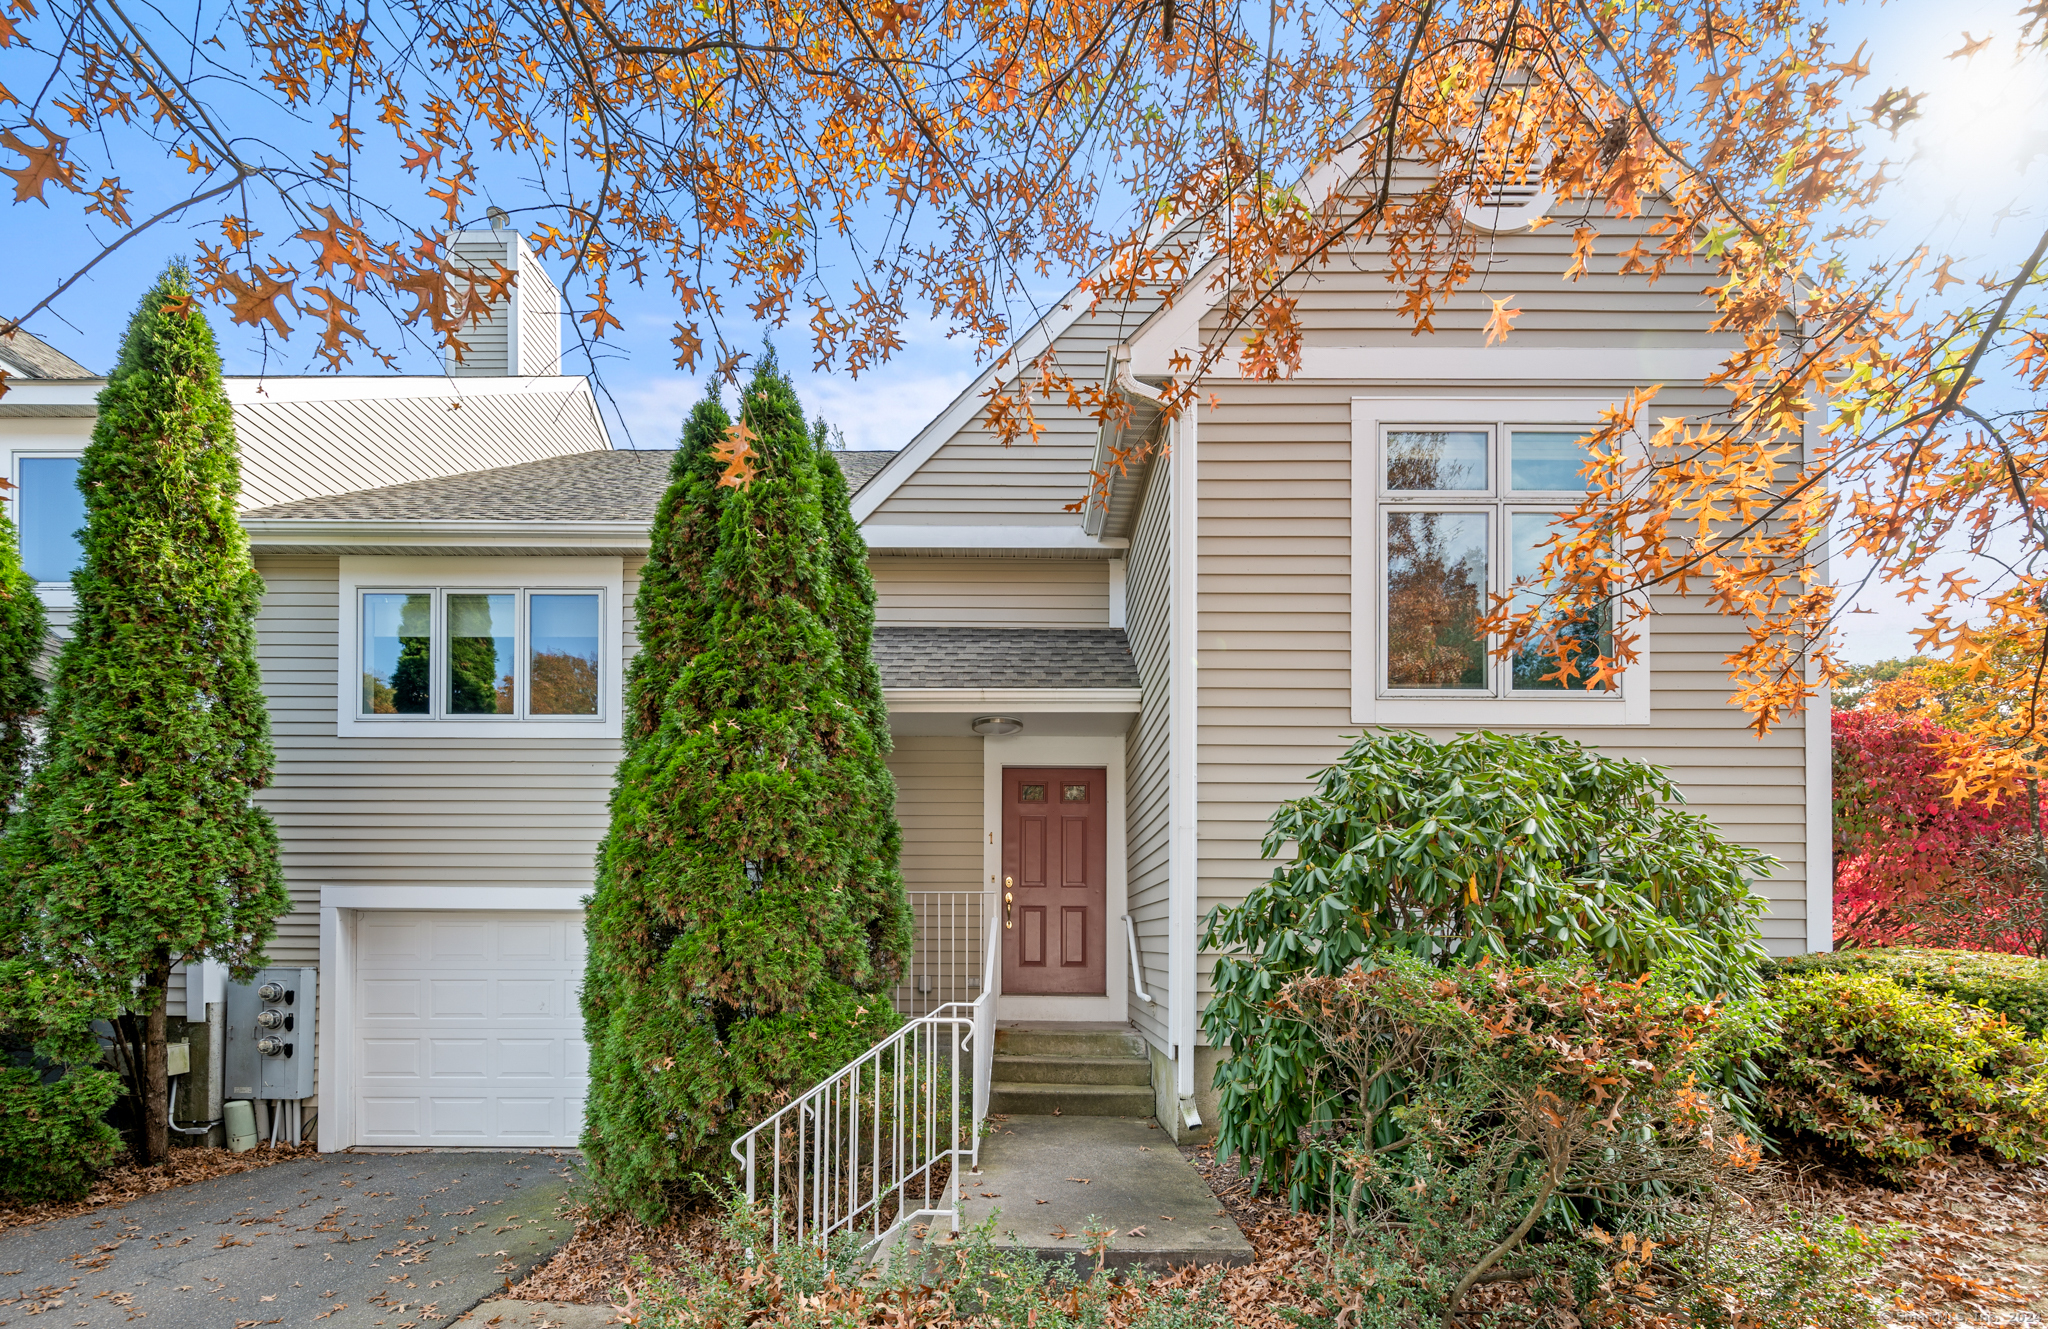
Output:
[957,1116,1252,1273]
[0,1151,579,1328]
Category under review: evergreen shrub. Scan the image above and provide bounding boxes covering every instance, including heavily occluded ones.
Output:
[1201,729,1771,1202]
[0,957,123,1203]
[581,363,910,1221]
[1773,946,2048,1035]
[3,265,288,1165]
[1756,971,2048,1179]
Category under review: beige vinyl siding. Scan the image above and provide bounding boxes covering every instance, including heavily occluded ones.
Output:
[873,297,1163,524]
[1122,463,1172,1052]
[871,557,1109,628]
[887,736,984,891]
[1189,379,1811,1045]
[445,234,514,375]
[252,554,639,951]
[230,390,608,511]
[516,244,565,375]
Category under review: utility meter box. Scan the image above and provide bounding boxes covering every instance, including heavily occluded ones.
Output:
[224,967,316,1101]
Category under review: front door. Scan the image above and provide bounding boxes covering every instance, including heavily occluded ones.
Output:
[1001,767,1107,995]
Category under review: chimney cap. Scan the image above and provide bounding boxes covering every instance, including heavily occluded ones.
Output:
[486,206,510,231]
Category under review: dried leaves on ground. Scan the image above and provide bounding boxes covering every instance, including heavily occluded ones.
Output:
[0,1144,317,1232]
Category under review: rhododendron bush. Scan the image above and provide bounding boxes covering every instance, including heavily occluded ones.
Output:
[1833,709,2047,953]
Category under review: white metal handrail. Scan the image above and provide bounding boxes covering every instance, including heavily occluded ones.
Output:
[733,909,1002,1252]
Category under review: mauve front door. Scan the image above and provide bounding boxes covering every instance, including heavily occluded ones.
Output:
[1000,767,1107,995]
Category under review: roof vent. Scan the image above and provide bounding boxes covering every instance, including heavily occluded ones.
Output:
[1461,151,1553,234]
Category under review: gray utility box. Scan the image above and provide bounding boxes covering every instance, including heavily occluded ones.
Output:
[224,967,316,1101]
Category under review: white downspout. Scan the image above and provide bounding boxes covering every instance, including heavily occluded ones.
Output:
[1115,353,1201,1131]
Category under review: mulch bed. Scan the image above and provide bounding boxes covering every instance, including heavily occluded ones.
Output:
[0,1143,319,1233]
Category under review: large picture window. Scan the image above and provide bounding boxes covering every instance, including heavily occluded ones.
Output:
[1351,399,1647,727]
[1378,423,1610,697]
[357,587,603,720]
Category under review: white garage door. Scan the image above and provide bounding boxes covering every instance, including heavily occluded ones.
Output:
[354,911,587,1147]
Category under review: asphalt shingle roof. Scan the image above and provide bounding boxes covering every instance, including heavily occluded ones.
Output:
[244,446,900,522]
[873,627,1139,690]
[0,329,93,378]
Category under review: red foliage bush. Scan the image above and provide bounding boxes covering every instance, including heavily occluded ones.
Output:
[1834,710,2043,951]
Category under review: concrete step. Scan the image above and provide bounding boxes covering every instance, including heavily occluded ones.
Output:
[992,1053,1152,1086]
[988,1081,1156,1117]
[993,1026,1148,1059]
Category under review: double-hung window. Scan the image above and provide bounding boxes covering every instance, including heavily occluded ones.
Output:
[1352,399,1647,726]
[341,557,622,738]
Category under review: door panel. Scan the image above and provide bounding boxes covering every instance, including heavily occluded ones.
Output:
[1001,767,1107,995]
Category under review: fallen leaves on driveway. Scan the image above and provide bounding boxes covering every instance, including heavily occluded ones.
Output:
[0,1145,319,1233]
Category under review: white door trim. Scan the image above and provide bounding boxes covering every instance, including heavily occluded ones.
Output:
[316,886,589,1152]
[981,734,1130,1024]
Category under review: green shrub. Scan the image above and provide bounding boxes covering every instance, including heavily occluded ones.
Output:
[1202,729,1771,1202]
[1257,956,1763,1323]
[1666,1210,1902,1329]
[1773,946,2048,1035]
[1756,971,2048,1178]
[0,1065,122,1204]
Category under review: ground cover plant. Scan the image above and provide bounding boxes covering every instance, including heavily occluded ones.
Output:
[581,359,911,1221]
[1202,729,1771,1207]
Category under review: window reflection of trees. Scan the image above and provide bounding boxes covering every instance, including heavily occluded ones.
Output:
[1510,604,1612,691]
[1386,430,1486,491]
[1387,511,1487,690]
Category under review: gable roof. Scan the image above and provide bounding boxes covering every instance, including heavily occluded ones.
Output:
[243,446,900,522]
[0,328,93,379]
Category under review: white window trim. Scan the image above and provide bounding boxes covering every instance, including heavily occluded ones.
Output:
[7,443,87,607]
[338,555,623,739]
[1351,398,1649,727]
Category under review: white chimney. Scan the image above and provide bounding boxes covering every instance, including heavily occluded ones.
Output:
[444,219,563,377]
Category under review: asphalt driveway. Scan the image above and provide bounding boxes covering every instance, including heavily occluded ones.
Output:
[0,1151,581,1329]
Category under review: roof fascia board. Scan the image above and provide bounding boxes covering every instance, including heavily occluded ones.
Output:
[861,522,1127,553]
[223,374,597,404]
[885,687,1142,712]
[1189,344,1741,382]
[0,382,103,412]
[241,519,648,551]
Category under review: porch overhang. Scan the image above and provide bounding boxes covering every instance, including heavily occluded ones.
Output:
[884,687,1141,737]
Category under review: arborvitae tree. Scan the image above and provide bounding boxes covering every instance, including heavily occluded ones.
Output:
[582,359,911,1220]
[5,265,288,1166]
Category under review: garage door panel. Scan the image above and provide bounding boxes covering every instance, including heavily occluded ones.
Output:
[352,912,584,1148]
[361,1039,421,1078]
[361,979,423,1020]
[431,921,492,961]
[361,1097,423,1138]
[498,1098,556,1137]
[360,920,427,962]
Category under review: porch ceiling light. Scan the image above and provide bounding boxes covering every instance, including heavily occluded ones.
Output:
[970,715,1024,736]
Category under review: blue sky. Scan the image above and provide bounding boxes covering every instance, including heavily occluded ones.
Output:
[2,2,2040,664]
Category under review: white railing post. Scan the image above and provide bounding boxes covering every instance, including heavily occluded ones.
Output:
[730,886,1002,1255]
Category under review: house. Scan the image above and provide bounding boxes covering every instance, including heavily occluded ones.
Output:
[7,187,1829,1152]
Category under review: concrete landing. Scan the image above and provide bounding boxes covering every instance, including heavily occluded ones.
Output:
[958,1116,1253,1273]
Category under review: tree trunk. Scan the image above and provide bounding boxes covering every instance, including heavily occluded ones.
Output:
[141,953,171,1166]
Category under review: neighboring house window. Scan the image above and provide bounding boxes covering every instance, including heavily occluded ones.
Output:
[1352,399,1648,727]
[358,587,603,720]
[338,556,622,739]
[16,454,86,584]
